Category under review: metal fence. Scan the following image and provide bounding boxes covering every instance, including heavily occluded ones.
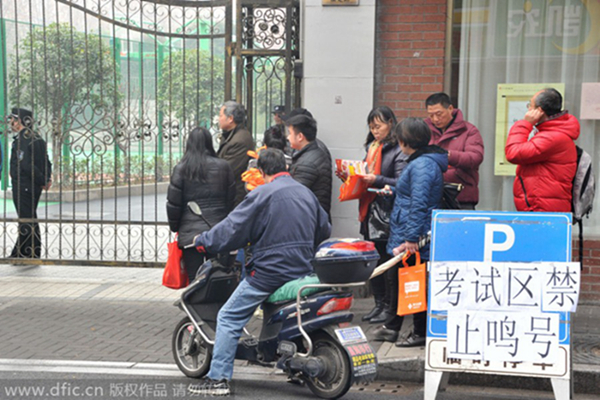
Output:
[0,0,300,266]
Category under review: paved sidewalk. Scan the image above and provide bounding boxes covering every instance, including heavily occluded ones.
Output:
[0,264,599,395]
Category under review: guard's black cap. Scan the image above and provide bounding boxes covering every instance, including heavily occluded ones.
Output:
[282,107,313,121]
[9,108,34,125]
[272,105,285,114]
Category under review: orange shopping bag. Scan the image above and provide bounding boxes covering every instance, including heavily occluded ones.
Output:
[336,158,369,202]
[397,252,427,316]
[339,174,369,202]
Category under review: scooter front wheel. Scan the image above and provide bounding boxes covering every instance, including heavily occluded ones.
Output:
[304,333,352,399]
[172,317,211,378]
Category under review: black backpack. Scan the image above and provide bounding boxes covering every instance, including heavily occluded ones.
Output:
[440,183,463,210]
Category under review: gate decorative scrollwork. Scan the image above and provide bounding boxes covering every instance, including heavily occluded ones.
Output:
[0,0,298,266]
[239,0,300,136]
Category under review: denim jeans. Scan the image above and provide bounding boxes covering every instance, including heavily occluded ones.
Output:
[207,279,271,381]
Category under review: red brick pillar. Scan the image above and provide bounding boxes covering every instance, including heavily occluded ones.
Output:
[574,238,600,302]
[375,0,448,118]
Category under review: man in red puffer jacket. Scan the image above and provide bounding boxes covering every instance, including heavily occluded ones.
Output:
[425,93,484,209]
[505,88,580,212]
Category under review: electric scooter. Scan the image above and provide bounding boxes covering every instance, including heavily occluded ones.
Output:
[171,202,379,399]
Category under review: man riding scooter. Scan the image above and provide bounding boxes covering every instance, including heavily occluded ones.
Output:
[190,148,331,396]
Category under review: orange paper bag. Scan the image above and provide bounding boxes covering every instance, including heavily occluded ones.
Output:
[397,252,427,316]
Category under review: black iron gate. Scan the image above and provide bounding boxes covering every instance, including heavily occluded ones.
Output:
[238,0,301,135]
[0,0,300,266]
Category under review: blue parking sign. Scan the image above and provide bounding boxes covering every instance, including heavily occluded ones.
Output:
[431,211,571,263]
[428,210,572,344]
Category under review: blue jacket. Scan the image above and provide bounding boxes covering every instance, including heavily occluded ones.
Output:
[387,146,448,259]
[195,173,331,293]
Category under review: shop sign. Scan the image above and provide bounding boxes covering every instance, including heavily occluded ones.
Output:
[493,0,600,57]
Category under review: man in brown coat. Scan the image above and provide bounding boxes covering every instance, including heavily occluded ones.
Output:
[217,101,255,206]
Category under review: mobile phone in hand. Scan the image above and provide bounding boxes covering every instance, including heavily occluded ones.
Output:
[367,188,391,195]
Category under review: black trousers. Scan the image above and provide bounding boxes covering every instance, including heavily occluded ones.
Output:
[11,184,43,258]
[460,202,476,210]
[369,242,397,306]
[386,253,428,336]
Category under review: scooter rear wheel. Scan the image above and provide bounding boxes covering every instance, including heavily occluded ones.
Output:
[172,317,211,378]
[304,333,352,399]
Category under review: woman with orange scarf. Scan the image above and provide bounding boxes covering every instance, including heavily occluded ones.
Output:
[358,107,408,328]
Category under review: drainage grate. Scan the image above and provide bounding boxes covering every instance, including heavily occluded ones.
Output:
[351,382,405,394]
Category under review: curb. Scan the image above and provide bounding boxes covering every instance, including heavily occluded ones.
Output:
[0,358,277,379]
[377,357,600,395]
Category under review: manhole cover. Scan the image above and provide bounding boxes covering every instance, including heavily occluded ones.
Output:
[572,336,600,365]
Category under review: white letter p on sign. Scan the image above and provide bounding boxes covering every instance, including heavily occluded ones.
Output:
[483,224,515,261]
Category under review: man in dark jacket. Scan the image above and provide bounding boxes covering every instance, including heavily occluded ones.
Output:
[8,108,52,258]
[284,107,332,165]
[505,88,579,212]
[190,149,331,396]
[217,101,255,206]
[286,114,333,216]
[424,93,484,209]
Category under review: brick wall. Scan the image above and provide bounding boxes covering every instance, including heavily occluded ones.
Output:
[374,0,447,119]
[574,239,600,303]
[375,0,598,303]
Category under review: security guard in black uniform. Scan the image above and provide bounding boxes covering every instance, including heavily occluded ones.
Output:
[8,108,52,258]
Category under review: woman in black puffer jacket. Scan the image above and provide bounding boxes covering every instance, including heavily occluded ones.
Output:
[357,107,407,328]
[167,127,235,280]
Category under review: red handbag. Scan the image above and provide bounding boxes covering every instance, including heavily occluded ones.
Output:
[162,235,189,289]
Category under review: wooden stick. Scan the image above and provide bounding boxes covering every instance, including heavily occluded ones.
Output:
[369,232,431,280]
[369,252,405,279]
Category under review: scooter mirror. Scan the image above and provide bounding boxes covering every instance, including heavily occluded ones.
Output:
[187,201,203,216]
